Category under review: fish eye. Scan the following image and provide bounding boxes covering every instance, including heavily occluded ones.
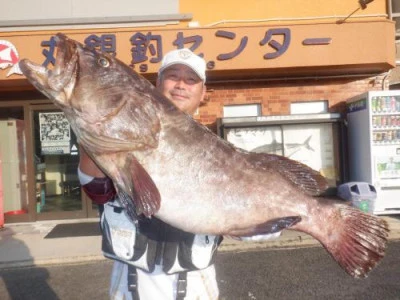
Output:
[98,57,110,68]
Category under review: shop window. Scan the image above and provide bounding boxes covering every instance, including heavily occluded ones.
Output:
[33,111,82,213]
[223,104,261,118]
[290,101,328,115]
[390,0,400,39]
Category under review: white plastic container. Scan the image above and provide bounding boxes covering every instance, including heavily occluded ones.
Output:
[337,182,377,214]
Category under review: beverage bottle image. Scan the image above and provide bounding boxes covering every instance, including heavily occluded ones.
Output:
[391,97,396,112]
[371,97,377,112]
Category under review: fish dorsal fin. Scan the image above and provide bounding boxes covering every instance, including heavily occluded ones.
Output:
[249,152,329,196]
[120,154,161,217]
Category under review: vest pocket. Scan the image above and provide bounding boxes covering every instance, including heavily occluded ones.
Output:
[101,202,137,260]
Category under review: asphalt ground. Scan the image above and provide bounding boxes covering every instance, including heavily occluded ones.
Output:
[0,215,399,269]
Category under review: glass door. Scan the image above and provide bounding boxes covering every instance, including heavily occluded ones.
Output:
[0,106,30,222]
[30,105,99,220]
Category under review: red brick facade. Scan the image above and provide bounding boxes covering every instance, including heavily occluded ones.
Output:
[197,74,388,131]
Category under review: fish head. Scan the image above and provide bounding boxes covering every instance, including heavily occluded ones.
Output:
[19,33,137,125]
[20,33,163,154]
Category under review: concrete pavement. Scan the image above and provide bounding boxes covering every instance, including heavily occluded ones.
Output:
[0,215,399,269]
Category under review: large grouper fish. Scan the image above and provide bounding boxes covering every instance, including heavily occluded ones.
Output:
[20,33,389,278]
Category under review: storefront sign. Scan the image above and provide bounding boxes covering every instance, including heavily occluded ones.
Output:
[0,21,395,80]
[38,28,295,73]
[39,112,71,155]
[0,40,22,77]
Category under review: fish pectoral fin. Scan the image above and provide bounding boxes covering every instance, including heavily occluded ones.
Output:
[122,154,161,218]
[116,189,141,223]
[229,216,301,237]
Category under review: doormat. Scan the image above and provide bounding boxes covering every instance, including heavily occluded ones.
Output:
[44,222,101,239]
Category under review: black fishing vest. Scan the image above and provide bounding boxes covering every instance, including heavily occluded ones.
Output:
[100,201,222,274]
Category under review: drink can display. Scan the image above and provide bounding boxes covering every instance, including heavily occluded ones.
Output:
[396,97,400,112]
[386,97,391,112]
[381,116,387,126]
[382,97,386,112]
[378,97,383,112]
[386,97,390,112]
[376,116,381,127]
[371,97,376,112]
[391,116,396,126]
[391,97,396,112]
[377,97,382,112]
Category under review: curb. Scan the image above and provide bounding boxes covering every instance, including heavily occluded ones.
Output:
[2,238,400,270]
[0,255,107,270]
[0,216,398,270]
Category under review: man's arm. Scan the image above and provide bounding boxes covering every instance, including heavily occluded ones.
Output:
[79,145,106,178]
[78,145,116,204]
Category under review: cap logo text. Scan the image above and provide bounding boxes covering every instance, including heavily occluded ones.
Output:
[178,50,191,60]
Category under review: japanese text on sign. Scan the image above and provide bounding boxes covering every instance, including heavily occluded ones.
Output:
[40,28,328,73]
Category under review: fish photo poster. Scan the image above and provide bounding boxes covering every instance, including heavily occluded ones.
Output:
[39,112,71,155]
[282,123,336,182]
[226,126,282,155]
[226,123,338,185]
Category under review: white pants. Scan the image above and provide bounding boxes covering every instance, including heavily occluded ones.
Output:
[109,261,219,300]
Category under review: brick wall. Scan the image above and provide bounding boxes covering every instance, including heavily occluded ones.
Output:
[196,74,388,131]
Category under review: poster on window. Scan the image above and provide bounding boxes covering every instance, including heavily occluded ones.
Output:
[226,126,283,155]
[225,123,337,185]
[39,112,71,155]
[281,124,335,180]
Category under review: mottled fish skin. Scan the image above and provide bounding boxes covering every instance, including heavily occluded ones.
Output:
[19,33,389,279]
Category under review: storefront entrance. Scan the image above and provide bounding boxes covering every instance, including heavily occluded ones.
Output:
[0,102,99,223]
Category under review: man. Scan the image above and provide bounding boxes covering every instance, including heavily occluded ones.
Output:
[78,48,221,299]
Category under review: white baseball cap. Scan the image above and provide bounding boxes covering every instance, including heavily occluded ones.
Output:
[158,48,206,82]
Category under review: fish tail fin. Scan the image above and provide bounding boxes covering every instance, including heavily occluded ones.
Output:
[303,136,314,152]
[319,206,389,278]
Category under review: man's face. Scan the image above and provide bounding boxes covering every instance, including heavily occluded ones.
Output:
[157,64,206,115]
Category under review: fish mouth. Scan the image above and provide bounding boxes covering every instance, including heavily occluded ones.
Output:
[19,33,79,105]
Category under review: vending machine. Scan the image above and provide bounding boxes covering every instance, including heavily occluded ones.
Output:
[347,90,400,215]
